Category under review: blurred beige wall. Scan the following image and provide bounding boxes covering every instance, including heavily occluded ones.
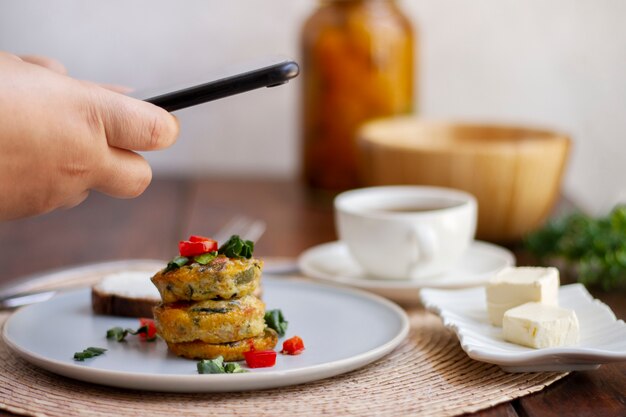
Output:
[0,0,624,214]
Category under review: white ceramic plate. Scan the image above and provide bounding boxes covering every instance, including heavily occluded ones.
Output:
[3,277,409,392]
[298,240,515,304]
[420,284,626,372]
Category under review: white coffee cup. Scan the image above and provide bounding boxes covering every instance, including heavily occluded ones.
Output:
[335,186,477,280]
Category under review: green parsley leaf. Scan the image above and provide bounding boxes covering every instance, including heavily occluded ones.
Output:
[194,251,218,265]
[196,356,247,374]
[73,346,107,361]
[164,255,189,272]
[218,235,255,259]
[106,327,128,342]
[223,362,247,373]
[264,309,288,337]
[106,325,155,342]
[197,357,225,374]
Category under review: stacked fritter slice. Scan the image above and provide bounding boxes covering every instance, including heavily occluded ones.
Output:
[151,255,277,361]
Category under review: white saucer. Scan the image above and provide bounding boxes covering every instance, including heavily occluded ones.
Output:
[297,240,515,304]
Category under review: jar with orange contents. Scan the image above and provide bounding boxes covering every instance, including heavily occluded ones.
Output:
[300,0,415,190]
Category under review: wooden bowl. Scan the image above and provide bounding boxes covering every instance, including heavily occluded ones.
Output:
[357,117,571,242]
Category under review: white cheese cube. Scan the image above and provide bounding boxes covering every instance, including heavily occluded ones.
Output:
[486,267,559,326]
[502,302,579,348]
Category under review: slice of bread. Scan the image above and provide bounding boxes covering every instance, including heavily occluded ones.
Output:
[92,271,160,318]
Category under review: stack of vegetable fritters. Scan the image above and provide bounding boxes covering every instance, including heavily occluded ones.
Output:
[150,236,278,361]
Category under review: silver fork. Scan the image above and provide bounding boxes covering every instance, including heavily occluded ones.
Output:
[212,216,267,244]
[212,216,299,275]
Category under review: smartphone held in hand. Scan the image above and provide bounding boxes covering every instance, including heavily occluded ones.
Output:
[133,57,299,112]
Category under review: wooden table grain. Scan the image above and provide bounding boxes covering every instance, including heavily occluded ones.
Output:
[0,178,624,417]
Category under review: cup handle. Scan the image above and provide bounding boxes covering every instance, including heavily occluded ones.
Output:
[407,225,438,277]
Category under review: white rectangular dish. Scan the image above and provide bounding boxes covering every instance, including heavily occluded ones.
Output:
[420,284,626,372]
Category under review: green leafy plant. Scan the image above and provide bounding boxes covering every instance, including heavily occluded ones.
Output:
[525,205,626,291]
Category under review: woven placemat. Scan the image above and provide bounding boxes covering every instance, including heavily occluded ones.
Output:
[0,265,568,417]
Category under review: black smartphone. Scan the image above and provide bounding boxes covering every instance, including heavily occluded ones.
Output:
[135,57,299,112]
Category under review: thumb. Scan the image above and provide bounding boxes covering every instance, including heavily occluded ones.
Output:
[95,86,180,152]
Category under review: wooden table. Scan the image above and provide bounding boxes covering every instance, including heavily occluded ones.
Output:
[0,178,624,417]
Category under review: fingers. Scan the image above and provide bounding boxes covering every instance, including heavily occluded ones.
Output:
[0,51,24,62]
[96,88,179,152]
[98,83,133,94]
[19,54,67,75]
[77,84,178,200]
[92,147,153,198]
[61,190,90,210]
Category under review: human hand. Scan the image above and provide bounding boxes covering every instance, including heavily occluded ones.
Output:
[19,54,132,94]
[0,51,179,220]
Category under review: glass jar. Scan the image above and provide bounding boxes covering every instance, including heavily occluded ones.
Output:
[300,0,415,190]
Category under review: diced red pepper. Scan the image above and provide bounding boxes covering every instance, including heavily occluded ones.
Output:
[243,349,277,368]
[281,336,305,355]
[189,235,212,243]
[178,238,218,257]
[139,318,157,341]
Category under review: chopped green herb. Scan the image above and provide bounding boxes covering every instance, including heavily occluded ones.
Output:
[223,362,247,373]
[106,326,128,342]
[197,357,225,374]
[73,346,107,361]
[218,235,254,259]
[165,255,189,272]
[194,251,218,265]
[106,325,155,342]
[197,356,248,374]
[264,309,288,337]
